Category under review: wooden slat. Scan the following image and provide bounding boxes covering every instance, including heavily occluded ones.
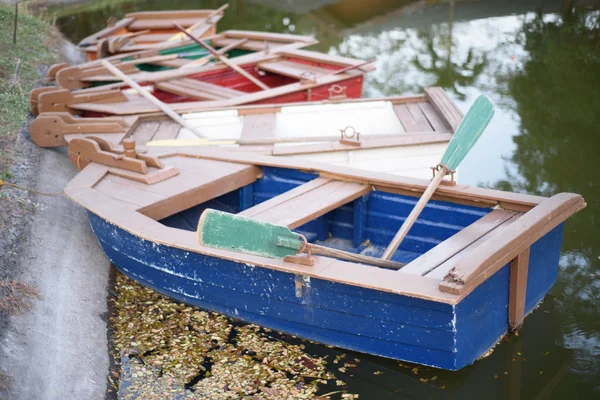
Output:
[271,133,452,156]
[152,121,181,141]
[406,103,433,132]
[401,210,519,276]
[440,193,586,295]
[138,163,260,220]
[257,59,335,80]
[95,176,167,207]
[241,178,331,218]
[425,214,521,279]
[240,113,277,139]
[132,121,160,145]
[424,87,463,131]
[508,248,530,332]
[141,147,546,212]
[418,102,450,132]
[156,81,222,101]
[128,17,206,31]
[393,104,421,132]
[156,79,245,101]
[239,178,371,229]
[183,79,246,98]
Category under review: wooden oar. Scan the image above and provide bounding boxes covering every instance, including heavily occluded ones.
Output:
[328,58,375,77]
[167,4,229,42]
[173,23,270,90]
[198,209,405,270]
[181,38,247,69]
[100,60,205,138]
[381,95,495,260]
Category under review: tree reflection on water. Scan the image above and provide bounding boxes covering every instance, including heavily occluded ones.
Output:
[495,7,600,396]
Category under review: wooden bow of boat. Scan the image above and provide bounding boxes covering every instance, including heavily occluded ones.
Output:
[29,89,458,179]
[45,30,318,91]
[78,8,227,60]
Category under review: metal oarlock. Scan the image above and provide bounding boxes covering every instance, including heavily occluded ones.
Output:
[283,234,315,266]
[339,126,361,146]
[431,164,456,186]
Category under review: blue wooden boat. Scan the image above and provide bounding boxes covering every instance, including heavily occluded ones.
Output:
[64,142,585,370]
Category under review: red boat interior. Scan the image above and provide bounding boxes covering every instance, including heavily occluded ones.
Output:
[148,57,357,103]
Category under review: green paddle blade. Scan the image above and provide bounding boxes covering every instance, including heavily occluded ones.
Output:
[197,209,304,259]
[440,95,495,171]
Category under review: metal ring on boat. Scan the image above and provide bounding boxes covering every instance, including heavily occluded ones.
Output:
[340,126,360,141]
[297,234,308,254]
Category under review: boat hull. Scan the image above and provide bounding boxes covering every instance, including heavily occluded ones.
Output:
[87,210,564,370]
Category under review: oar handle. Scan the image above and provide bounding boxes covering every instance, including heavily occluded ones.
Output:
[99,60,205,138]
[381,166,448,260]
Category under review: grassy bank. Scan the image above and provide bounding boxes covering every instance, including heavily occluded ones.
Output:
[0,4,60,172]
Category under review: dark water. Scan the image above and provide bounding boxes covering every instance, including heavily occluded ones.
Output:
[52,0,600,398]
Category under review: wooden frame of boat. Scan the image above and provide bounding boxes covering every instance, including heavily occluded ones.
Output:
[77,8,226,61]
[30,88,459,181]
[64,139,585,370]
[43,30,318,90]
[35,49,376,117]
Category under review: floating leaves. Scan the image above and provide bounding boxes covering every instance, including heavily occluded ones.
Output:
[112,273,354,399]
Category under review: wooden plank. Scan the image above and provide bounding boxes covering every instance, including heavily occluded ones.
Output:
[424,87,463,131]
[240,113,277,139]
[240,178,331,218]
[418,102,450,132]
[425,214,521,279]
[401,210,518,276]
[156,81,222,101]
[183,79,246,98]
[272,133,452,156]
[406,103,433,132]
[257,59,335,80]
[393,104,421,132]
[440,193,586,295]
[95,176,167,207]
[138,164,260,220]
[508,248,530,332]
[152,121,181,141]
[132,121,160,145]
[142,147,546,212]
[239,179,371,229]
[156,79,245,101]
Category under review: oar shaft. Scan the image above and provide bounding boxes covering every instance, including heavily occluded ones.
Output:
[173,23,269,90]
[181,38,247,69]
[100,60,205,138]
[381,168,448,260]
[310,244,405,270]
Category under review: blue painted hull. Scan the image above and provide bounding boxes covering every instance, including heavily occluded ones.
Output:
[88,201,564,370]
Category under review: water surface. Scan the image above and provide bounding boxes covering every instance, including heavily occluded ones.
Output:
[53,0,600,398]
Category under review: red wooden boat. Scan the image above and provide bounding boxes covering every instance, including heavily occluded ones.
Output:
[78,7,227,61]
[36,49,376,117]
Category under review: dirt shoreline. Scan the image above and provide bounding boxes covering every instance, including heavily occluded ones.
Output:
[0,7,112,399]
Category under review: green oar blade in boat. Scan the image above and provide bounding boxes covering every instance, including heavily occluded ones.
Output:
[198,209,303,259]
[440,95,495,171]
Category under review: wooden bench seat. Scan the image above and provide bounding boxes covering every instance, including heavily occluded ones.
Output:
[156,78,246,101]
[257,59,336,81]
[401,209,523,277]
[239,177,371,229]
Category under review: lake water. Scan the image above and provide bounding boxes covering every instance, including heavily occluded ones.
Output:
[52,0,600,398]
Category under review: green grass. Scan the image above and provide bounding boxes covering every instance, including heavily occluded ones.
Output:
[0,4,60,170]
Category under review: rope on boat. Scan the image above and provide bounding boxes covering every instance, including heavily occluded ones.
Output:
[0,179,64,197]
